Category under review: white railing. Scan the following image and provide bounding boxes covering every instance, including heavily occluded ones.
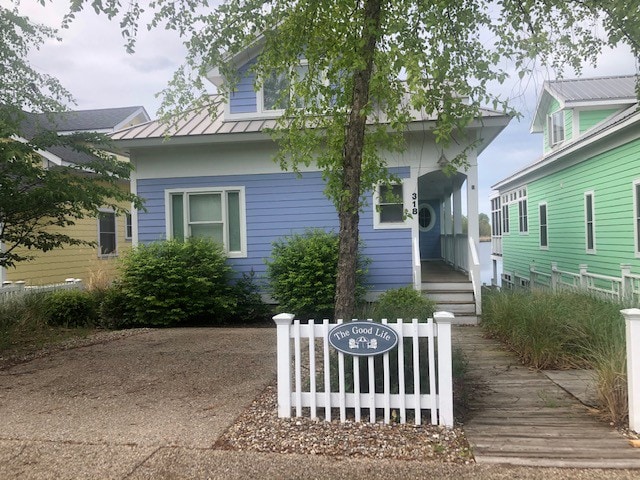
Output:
[522,263,640,304]
[273,312,454,427]
[468,236,481,315]
[621,309,640,434]
[0,279,83,298]
[441,234,469,274]
[412,236,421,290]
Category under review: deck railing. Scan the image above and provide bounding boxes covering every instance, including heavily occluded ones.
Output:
[0,279,83,299]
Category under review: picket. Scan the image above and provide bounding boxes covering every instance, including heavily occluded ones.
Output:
[273,312,454,427]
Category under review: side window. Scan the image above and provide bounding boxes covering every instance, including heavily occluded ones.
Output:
[539,203,548,248]
[585,191,595,253]
[518,198,528,233]
[98,211,117,257]
[125,213,133,241]
[502,203,510,234]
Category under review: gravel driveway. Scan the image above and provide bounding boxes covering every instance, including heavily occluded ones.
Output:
[0,327,276,478]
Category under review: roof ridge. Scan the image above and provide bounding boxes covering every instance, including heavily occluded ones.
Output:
[547,74,638,85]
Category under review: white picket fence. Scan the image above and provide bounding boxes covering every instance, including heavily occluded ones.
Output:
[273,312,454,427]
[0,279,83,299]
[622,309,640,434]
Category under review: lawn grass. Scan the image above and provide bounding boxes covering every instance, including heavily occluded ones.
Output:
[482,288,628,425]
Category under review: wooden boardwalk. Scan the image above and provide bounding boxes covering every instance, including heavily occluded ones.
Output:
[453,326,640,468]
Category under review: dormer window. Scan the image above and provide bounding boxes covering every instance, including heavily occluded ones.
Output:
[260,62,315,113]
[548,110,565,147]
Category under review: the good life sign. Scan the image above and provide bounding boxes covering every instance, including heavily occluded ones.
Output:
[329,321,399,356]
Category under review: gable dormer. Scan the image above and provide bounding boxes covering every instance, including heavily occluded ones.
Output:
[531,75,637,155]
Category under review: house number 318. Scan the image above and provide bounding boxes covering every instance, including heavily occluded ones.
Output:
[411,192,418,215]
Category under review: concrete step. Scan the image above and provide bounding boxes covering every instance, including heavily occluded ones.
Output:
[435,302,476,315]
[426,291,475,302]
[422,282,473,292]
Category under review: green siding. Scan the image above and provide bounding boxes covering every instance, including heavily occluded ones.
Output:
[502,137,640,281]
[579,108,621,134]
[564,109,573,141]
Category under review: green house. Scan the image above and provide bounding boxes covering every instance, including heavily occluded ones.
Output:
[490,75,640,295]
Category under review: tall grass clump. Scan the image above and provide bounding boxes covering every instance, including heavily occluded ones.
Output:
[482,288,628,425]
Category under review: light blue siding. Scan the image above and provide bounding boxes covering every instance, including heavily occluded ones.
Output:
[136,168,413,292]
[230,60,258,114]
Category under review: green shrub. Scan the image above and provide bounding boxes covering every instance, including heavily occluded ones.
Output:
[266,229,368,319]
[97,284,132,329]
[367,286,436,321]
[230,271,272,323]
[118,238,236,326]
[46,289,98,327]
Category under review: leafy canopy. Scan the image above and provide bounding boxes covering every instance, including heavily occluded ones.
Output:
[0,4,143,268]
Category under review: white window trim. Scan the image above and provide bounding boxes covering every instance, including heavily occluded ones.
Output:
[634,180,640,258]
[518,198,528,235]
[502,203,510,235]
[164,186,248,258]
[124,212,132,241]
[584,190,596,254]
[538,202,549,250]
[548,110,565,147]
[373,181,412,230]
[97,209,118,259]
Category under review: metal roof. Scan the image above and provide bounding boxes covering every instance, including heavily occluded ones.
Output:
[112,95,508,144]
[27,106,149,133]
[531,75,639,132]
[545,75,638,103]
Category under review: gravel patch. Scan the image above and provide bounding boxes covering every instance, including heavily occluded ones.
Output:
[216,385,473,463]
[0,328,151,371]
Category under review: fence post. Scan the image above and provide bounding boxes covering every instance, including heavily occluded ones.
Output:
[273,313,295,418]
[579,264,588,289]
[621,264,632,300]
[551,262,558,292]
[434,311,454,427]
[530,264,536,288]
[621,308,640,433]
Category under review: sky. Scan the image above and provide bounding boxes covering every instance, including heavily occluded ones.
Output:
[17,1,640,216]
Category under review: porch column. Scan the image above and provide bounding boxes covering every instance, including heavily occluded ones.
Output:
[466,160,481,314]
[443,193,453,264]
[452,184,463,270]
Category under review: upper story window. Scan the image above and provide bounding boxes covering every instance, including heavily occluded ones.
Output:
[501,194,510,234]
[166,187,247,258]
[260,62,316,113]
[539,203,548,249]
[548,110,565,147]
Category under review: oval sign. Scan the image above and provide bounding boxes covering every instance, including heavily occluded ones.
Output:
[329,321,399,357]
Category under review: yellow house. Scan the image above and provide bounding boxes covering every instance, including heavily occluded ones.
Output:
[1,107,150,287]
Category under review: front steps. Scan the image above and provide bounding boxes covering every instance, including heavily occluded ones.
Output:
[422,281,478,325]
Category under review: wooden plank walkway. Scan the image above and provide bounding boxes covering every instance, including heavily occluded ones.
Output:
[453,326,640,468]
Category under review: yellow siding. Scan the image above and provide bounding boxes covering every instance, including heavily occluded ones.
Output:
[5,188,133,287]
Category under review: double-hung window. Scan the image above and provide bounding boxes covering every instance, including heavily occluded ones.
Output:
[98,210,117,257]
[585,191,596,253]
[125,213,133,241]
[261,61,320,113]
[539,203,548,248]
[548,110,565,147]
[502,201,510,234]
[518,198,528,233]
[167,187,246,257]
[378,183,404,223]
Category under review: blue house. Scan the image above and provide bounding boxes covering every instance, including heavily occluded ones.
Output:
[112,47,510,322]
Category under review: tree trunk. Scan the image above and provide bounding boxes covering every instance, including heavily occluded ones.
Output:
[334,0,383,320]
